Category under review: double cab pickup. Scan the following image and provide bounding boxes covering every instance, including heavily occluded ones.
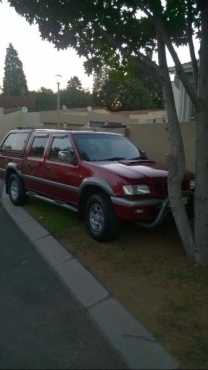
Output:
[0,129,194,241]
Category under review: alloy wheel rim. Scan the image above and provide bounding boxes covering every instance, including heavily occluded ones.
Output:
[89,202,105,234]
[10,180,19,201]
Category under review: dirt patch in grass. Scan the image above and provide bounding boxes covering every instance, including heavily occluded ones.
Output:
[26,199,208,369]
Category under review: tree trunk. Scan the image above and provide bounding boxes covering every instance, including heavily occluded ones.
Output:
[187,1,198,91]
[194,1,208,264]
[158,38,196,258]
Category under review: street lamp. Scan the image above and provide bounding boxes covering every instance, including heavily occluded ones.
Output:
[55,74,62,127]
[87,106,93,128]
[56,74,62,112]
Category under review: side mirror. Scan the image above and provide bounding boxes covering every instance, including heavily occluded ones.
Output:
[58,149,77,164]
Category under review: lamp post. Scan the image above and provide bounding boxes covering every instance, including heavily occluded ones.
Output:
[57,81,61,111]
[87,106,93,128]
[55,74,62,126]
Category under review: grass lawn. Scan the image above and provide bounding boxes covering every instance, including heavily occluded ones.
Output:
[26,198,208,369]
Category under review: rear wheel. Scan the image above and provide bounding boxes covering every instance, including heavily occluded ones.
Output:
[8,174,26,206]
[85,193,119,241]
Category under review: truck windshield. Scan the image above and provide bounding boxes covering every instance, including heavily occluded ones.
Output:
[73,133,141,162]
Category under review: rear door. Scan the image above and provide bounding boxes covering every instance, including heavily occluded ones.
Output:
[0,131,30,180]
[22,133,50,195]
[43,134,81,205]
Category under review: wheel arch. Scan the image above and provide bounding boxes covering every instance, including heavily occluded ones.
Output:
[79,178,114,216]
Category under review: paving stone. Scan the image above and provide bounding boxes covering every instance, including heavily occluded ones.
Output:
[18,219,49,242]
[89,298,177,370]
[34,235,72,267]
[3,202,34,224]
[55,259,109,308]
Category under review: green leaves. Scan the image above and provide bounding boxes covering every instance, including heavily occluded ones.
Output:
[93,59,163,111]
[7,1,200,78]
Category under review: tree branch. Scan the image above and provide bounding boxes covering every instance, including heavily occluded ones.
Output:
[188,32,198,91]
[97,27,164,83]
[140,1,200,110]
[136,51,163,80]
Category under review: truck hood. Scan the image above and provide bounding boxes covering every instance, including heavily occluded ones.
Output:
[88,160,168,180]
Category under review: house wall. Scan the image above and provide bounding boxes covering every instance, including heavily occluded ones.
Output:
[39,109,167,126]
[172,78,193,122]
[128,121,195,172]
[0,111,41,141]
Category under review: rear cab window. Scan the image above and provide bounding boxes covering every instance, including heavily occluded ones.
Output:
[1,132,29,154]
[28,135,49,159]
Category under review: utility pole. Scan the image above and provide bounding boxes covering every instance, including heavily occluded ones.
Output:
[56,74,62,127]
[57,81,61,111]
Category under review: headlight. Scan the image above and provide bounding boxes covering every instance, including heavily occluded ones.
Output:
[123,184,151,196]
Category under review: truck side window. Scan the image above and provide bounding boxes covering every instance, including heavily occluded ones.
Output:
[48,136,72,162]
[29,136,48,158]
[2,133,28,152]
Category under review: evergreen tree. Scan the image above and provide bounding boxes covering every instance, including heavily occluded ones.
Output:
[67,76,82,91]
[63,77,93,108]
[3,43,28,96]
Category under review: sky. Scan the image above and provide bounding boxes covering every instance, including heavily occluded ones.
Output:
[0,0,199,93]
[0,0,94,92]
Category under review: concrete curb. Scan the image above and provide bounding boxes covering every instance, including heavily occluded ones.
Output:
[1,189,177,369]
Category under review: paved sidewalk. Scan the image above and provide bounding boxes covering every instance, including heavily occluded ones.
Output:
[0,206,126,369]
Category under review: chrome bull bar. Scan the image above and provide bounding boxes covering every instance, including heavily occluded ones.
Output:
[137,198,169,229]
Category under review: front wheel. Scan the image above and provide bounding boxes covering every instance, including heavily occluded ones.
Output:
[85,193,119,241]
[8,174,26,206]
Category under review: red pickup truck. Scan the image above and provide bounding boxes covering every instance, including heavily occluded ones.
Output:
[0,129,194,241]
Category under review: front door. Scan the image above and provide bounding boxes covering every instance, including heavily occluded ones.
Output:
[43,134,81,206]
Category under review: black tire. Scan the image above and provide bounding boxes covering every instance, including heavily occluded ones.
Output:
[85,193,119,241]
[8,174,26,206]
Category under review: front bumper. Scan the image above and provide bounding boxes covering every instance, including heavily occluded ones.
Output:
[111,196,165,223]
[111,192,193,226]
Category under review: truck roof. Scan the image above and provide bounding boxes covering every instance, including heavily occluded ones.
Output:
[9,128,122,136]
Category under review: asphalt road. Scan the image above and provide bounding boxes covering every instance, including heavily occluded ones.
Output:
[0,205,126,369]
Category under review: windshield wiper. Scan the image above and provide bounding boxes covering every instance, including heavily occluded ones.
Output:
[129,156,150,161]
[129,156,141,160]
[102,157,126,161]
